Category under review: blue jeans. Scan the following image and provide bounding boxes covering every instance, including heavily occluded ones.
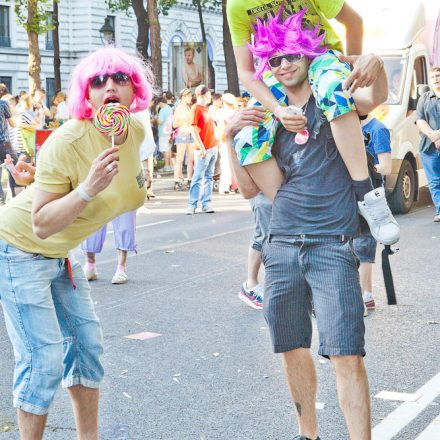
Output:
[0,241,104,415]
[420,149,440,213]
[187,147,218,209]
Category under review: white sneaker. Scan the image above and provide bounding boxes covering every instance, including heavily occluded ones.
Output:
[358,187,400,245]
[112,270,128,284]
[84,265,98,281]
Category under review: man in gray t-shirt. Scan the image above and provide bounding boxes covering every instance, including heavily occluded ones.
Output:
[226,59,371,440]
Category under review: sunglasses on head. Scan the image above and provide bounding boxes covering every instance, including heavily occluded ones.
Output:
[268,54,303,68]
[89,72,131,89]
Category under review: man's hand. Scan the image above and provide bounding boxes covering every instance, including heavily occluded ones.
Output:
[339,53,384,93]
[275,106,307,133]
[435,139,440,150]
[199,145,207,158]
[429,130,440,143]
[225,106,267,141]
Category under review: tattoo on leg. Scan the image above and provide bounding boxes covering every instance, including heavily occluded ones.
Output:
[295,402,302,416]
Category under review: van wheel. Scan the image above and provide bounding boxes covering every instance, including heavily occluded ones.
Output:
[388,159,415,214]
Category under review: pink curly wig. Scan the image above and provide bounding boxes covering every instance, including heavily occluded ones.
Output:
[248,8,328,79]
[68,46,154,120]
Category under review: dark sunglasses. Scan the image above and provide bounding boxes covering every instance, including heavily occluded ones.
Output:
[89,72,131,89]
[268,54,303,68]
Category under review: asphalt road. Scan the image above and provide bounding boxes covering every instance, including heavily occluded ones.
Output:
[0,180,439,440]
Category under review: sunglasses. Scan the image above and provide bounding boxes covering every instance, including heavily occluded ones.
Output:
[268,54,303,68]
[89,72,131,89]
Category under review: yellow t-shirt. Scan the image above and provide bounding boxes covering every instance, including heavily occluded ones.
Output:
[226,0,344,52]
[0,118,146,258]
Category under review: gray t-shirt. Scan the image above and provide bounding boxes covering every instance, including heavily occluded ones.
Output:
[269,96,359,237]
[416,91,440,154]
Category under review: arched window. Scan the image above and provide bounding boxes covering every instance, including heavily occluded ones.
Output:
[168,34,184,58]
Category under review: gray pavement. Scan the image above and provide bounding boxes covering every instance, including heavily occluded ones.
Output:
[0,181,439,439]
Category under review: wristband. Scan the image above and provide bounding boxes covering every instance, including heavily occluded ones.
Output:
[77,183,94,202]
[274,104,284,119]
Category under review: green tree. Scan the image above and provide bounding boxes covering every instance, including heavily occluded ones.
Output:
[15,0,57,95]
[106,0,176,91]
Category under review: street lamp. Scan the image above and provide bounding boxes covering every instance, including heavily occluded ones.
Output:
[99,17,114,45]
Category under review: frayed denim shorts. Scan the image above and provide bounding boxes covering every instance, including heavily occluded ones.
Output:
[0,240,104,415]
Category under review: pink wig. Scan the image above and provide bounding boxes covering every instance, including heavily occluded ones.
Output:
[248,8,328,79]
[68,46,154,119]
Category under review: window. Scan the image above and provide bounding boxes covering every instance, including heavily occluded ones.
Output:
[46,78,55,107]
[0,76,12,93]
[46,13,54,50]
[0,6,10,47]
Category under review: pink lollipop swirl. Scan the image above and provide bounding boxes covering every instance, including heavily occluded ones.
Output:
[94,103,130,138]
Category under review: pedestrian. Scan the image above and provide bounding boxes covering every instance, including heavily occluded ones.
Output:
[156,96,173,172]
[217,93,237,194]
[227,2,399,246]
[239,192,272,310]
[0,85,17,204]
[53,91,70,123]
[416,66,440,222]
[173,88,195,189]
[353,114,392,314]
[185,85,218,214]
[16,90,40,159]
[226,14,375,440]
[0,46,152,439]
[82,210,137,284]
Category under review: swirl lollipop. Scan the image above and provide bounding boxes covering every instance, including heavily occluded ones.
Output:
[94,103,130,148]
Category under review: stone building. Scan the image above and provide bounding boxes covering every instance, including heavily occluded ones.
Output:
[0,0,226,103]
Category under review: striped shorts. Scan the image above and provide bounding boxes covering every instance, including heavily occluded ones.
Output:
[262,234,365,357]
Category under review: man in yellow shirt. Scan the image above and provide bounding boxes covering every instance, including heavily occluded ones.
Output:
[0,47,152,439]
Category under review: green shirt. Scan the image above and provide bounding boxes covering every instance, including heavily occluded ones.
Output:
[226,0,344,52]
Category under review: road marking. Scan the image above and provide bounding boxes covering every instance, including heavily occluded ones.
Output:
[372,371,440,440]
[107,219,174,235]
[98,225,253,265]
[415,413,440,439]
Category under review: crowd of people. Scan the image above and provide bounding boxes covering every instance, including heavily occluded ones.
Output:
[0,0,439,438]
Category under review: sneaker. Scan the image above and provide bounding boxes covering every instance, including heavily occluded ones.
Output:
[293,436,321,440]
[84,265,98,281]
[112,270,128,284]
[238,282,263,310]
[202,205,215,213]
[357,187,400,245]
[363,292,376,310]
[433,213,440,222]
[185,207,196,215]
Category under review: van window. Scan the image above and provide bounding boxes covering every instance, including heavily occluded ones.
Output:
[409,56,427,107]
[383,56,406,104]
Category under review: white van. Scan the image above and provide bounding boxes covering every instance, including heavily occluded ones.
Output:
[364,2,431,213]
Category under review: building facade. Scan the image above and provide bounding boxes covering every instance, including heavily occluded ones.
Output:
[0,0,227,102]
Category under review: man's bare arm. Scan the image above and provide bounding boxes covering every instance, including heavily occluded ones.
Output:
[225,107,266,199]
[334,2,363,55]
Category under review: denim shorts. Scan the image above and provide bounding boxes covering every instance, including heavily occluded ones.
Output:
[250,193,272,253]
[0,240,104,415]
[352,233,377,263]
[262,235,365,357]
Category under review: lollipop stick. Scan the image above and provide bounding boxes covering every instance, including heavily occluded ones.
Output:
[112,135,114,149]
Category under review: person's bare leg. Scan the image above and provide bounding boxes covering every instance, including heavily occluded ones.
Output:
[330,111,369,181]
[187,144,195,180]
[68,385,99,440]
[86,252,96,264]
[282,348,318,439]
[117,249,128,268]
[358,263,373,295]
[174,145,186,181]
[164,150,172,168]
[331,355,371,440]
[247,247,261,289]
[17,410,47,440]
[245,157,283,202]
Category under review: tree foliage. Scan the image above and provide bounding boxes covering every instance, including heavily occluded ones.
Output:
[106,0,177,17]
[15,0,57,34]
